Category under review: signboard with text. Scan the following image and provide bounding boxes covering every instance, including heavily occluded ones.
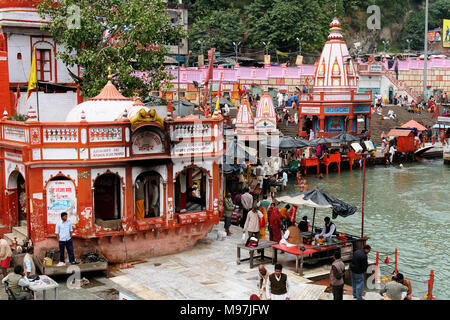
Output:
[46,180,77,224]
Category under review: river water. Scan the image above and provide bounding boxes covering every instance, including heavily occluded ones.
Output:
[281,160,450,299]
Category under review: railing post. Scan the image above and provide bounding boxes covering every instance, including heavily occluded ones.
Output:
[427,270,434,300]
[394,248,398,275]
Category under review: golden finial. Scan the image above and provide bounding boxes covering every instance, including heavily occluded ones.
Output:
[107,66,112,83]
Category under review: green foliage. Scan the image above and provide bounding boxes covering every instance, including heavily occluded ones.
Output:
[37,0,184,98]
[400,0,450,51]
[8,114,28,121]
[189,8,244,56]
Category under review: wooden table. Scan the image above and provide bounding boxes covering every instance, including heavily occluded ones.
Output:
[236,240,277,269]
[28,275,59,300]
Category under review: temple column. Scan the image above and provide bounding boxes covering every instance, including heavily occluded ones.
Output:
[348,116,355,134]
[319,115,325,136]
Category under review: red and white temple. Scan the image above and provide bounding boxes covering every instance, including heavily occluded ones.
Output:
[0,66,225,264]
[298,17,372,138]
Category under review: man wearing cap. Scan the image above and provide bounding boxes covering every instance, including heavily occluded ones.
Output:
[266,264,290,300]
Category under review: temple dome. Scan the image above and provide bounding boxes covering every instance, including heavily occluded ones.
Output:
[313,17,357,91]
[234,99,254,132]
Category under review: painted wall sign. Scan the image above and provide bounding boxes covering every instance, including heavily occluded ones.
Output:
[353,106,371,114]
[324,107,350,114]
[132,131,164,155]
[90,146,125,159]
[255,119,276,130]
[301,107,320,114]
[4,151,22,162]
[4,126,25,142]
[172,141,214,155]
[46,180,77,224]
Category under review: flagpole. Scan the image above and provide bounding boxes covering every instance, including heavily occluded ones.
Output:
[35,47,40,121]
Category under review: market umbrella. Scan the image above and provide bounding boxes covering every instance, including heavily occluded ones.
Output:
[334,133,361,143]
[307,137,340,147]
[261,136,309,150]
[212,96,235,107]
[277,188,356,232]
[170,100,197,117]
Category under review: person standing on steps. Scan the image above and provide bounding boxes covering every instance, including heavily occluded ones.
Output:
[55,212,79,266]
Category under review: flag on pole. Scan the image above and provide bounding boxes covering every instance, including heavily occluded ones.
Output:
[212,73,223,117]
[276,50,289,57]
[15,84,20,107]
[27,48,37,100]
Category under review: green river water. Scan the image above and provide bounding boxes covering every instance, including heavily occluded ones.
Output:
[281,160,450,300]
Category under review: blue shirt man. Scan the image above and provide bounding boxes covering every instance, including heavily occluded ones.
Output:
[55,212,78,265]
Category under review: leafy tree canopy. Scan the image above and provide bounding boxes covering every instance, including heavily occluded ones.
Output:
[37,0,184,98]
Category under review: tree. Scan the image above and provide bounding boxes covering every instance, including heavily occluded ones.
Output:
[188,8,244,57]
[37,0,184,98]
[245,0,335,54]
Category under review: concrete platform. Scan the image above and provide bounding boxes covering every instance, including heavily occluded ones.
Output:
[108,222,337,300]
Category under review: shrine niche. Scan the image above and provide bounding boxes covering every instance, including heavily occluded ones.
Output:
[131,128,165,155]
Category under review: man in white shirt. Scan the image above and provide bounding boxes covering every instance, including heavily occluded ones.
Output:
[55,212,78,266]
[315,217,336,240]
[389,144,397,164]
[23,246,36,277]
[281,171,288,191]
[266,264,290,300]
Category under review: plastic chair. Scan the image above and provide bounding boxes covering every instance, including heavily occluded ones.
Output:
[4,282,27,301]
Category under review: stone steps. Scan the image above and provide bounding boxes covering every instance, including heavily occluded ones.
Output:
[4,221,27,246]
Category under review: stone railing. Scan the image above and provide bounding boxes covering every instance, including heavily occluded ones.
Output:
[89,127,123,142]
[171,124,211,140]
[44,128,79,143]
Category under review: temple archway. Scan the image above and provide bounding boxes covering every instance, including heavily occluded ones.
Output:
[134,171,162,219]
[93,173,122,230]
[175,167,209,213]
[6,170,26,227]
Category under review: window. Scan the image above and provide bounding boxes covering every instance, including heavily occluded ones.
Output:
[93,174,122,230]
[36,49,52,81]
[175,168,208,213]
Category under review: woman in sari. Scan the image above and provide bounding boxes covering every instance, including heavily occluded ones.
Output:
[269,206,282,243]
[259,206,268,240]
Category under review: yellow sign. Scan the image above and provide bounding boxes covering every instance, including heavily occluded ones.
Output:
[198,54,204,67]
[296,55,303,65]
[444,19,450,48]
[264,54,271,65]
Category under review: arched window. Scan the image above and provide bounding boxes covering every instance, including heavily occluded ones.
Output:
[94,174,122,228]
[175,167,208,213]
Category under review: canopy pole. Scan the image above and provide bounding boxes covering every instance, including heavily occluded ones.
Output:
[361,153,367,239]
[311,207,316,233]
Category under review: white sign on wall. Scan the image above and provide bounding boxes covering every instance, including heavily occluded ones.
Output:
[46,180,77,224]
[90,147,126,159]
[301,107,321,114]
[172,141,214,155]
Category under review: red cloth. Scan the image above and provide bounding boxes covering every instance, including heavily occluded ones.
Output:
[269,207,282,242]
[288,206,297,223]
[384,256,390,264]
[1,256,10,268]
[250,294,260,300]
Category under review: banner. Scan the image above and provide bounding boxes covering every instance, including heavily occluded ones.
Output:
[276,50,289,57]
[198,54,204,67]
[296,55,303,65]
[443,20,450,48]
[264,55,271,65]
